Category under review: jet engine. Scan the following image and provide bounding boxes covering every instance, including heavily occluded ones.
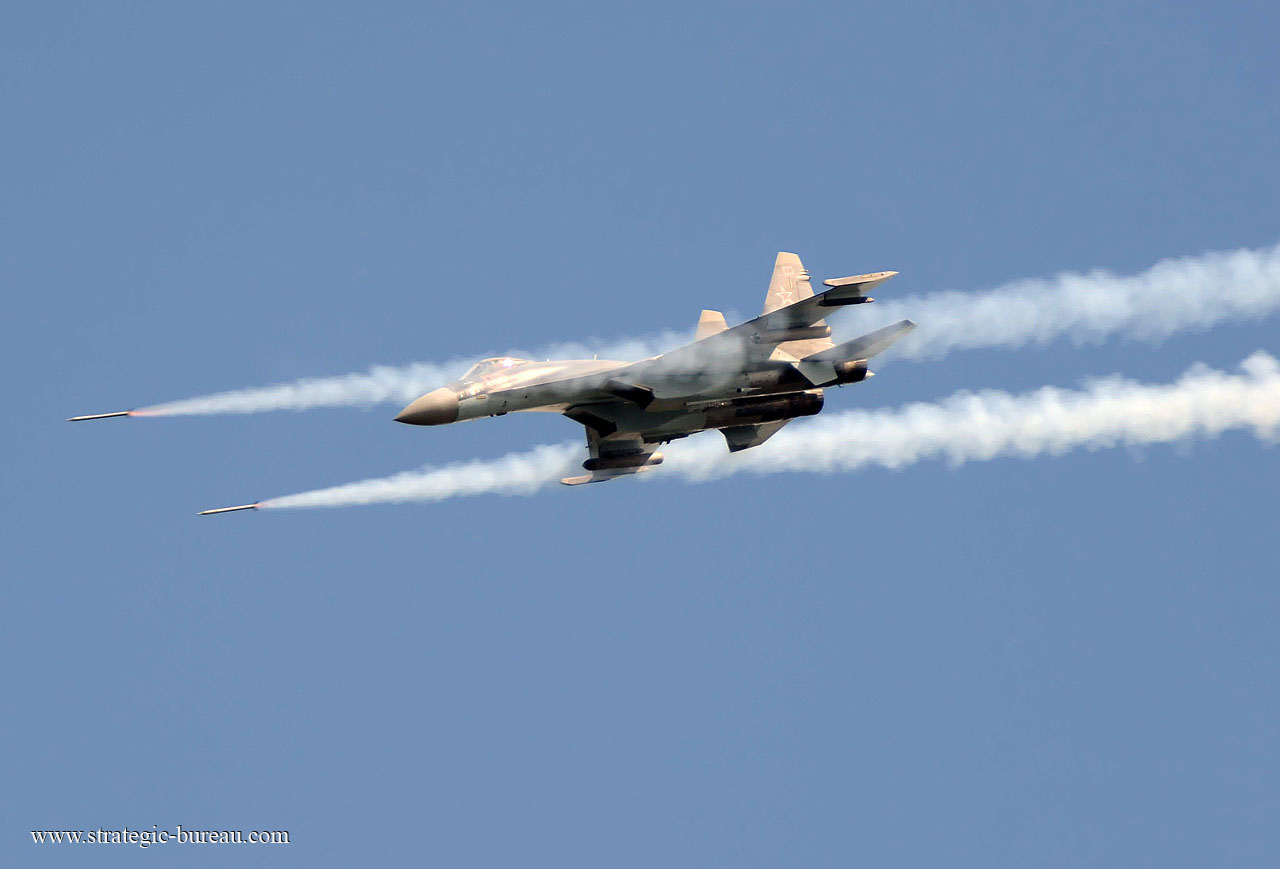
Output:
[831,359,872,384]
[702,391,824,427]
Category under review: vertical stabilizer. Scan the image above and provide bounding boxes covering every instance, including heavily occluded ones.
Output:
[721,420,790,452]
[694,309,728,341]
[762,252,813,314]
[762,252,834,357]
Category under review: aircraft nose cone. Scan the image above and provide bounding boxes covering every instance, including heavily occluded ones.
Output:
[395,388,460,425]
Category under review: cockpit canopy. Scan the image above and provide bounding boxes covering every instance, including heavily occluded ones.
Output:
[461,357,530,379]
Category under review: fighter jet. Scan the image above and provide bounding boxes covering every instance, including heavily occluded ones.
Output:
[395,252,915,485]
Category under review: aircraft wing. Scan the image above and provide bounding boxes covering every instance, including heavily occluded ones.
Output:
[559,406,663,485]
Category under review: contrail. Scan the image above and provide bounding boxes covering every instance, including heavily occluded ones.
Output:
[143,242,1280,417]
[256,351,1280,510]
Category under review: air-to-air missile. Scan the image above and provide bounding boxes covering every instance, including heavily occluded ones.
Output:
[198,503,260,516]
[66,411,132,422]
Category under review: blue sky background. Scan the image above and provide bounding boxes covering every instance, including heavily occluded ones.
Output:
[4,2,1279,866]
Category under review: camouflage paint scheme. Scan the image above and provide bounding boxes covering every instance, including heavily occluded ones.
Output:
[396,253,915,485]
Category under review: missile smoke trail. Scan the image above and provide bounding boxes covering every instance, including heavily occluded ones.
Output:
[138,333,690,416]
[145,242,1280,417]
[255,351,1280,510]
[869,242,1280,360]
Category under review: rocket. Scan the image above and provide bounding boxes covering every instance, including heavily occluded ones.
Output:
[198,503,260,516]
[66,411,132,422]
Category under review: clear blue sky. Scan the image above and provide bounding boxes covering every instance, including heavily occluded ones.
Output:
[4,2,1279,866]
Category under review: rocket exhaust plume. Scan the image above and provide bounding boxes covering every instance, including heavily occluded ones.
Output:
[251,351,1280,511]
[135,242,1280,417]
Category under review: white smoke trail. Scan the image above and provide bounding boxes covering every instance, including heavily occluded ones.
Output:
[138,332,689,416]
[865,242,1280,360]
[261,443,583,509]
[259,351,1280,510]
[144,242,1280,417]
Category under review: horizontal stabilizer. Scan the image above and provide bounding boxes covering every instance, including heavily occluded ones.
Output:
[795,319,917,386]
[819,271,898,306]
[805,319,916,363]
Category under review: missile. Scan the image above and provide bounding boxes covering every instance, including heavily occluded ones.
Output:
[198,503,260,516]
[66,411,132,422]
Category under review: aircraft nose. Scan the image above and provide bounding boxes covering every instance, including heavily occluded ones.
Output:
[395,388,460,425]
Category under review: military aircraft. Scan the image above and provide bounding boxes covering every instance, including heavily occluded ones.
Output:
[394,252,915,485]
